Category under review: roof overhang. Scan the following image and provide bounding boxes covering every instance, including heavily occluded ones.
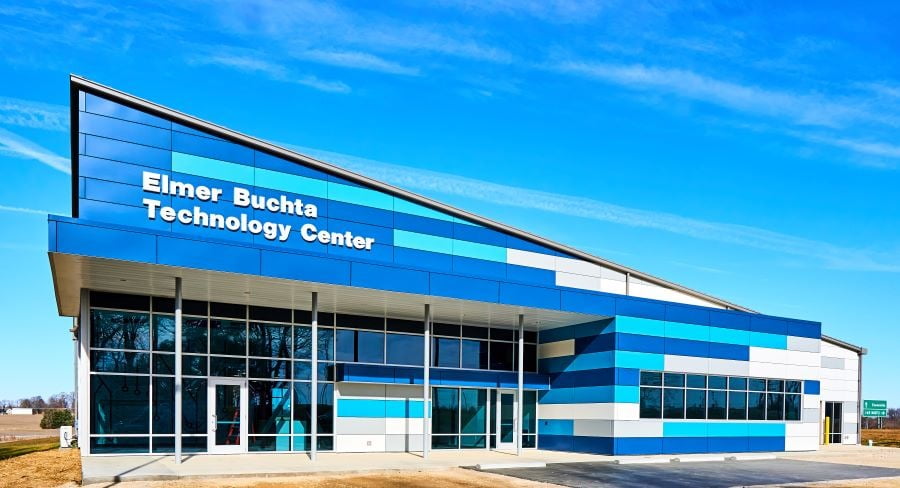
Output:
[50,252,601,330]
[822,334,866,355]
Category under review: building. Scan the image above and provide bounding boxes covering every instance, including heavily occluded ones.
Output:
[6,408,35,415]
[50,75,864,458]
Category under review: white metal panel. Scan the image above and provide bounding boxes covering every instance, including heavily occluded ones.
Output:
[787,336,820,353]
[555,272,602,292]
[385,418,409,435]
[821,356,846,369]
[335,434,386,452]
[337,383,386,398]
[820,389,857,402]
[820,342,859,360]
[708,358,750,376]
[405,418,424,435]
[785,436,818,451]
[803,394,820,409]
[749,346,788,365]
[555,257,605,277]
[820,379,859,392]
[614,403,640,421]
[842,434,859,444]
[802,408,819,423]
[819,368,858,381]
[334,418,387,435]
[539,339,575,359]
[506,248,556,270]
[786,422,819,437]
[600,278,627,295]
[385,385,422,399]
[613,420,663,437]
[539,403,616,420]
[784,350,820,367]
[664,355,709,374]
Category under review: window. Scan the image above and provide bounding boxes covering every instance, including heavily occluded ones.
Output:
[249,381,291,435]
[336,329,384,364]
[386,333,423,366]
[460,340,488,369]
[249,323,291,358]
[685,389,706,419]
[663,388,684,419]
[92,310,150,350]
[707,390,727,419]
[490,342,514,370]
[639,387,662,418]
[433,337,460,368]
[210,320,246,356]
[728,391,747,420]
[748,392,766,420]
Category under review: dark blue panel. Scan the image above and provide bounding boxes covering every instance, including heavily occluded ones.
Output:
[246,186,329,220]
[79,177,86,198]
[84,178,167,208]
[80,156,170,185]
[330,242,393,264]
[551,368,615,388]
[616,297,666,320]
[260,250,351,285]
[662,437,709,454]
[549,372,575,388]
[751,316,788,335]
[709,310,751,331]
[56,222,156,262]
[328,201,393,228]
[539,324,575,344]
[453,223,507,247]
[350,262,428,295]
[665,304,710,326]
[48,220,57,251]
[560,291,616,317]
[616,333,665,354]
[85,93,171,129]
[787,319,821,339]
[524,373,550,390]
[507,235,563,256]
[574,320,613,338]
[434,368,497,388]
[614,437,663,455]
[748,436,785,452]
[172,122,226,141]
[157,237,260,275]
[615,367,640,386]
[172,131,253,165]
[430,273,499,303]
[572,436,614,454]
[505,264,555,287]
[804,380,820,395]
[83,135,171,170]
[499,282,559,309]
[574,333,615,354]
[393,212,453,238]
[538,434,575,452]
[260,228,326,254]
[453,255,506,280]
[254,150,330,180]
[708,436,749,453]
[394,366,424,385]
[393,247,452,272]
[80,112,171,149]
[708,342,749,361]
[325,218,394,245]
[79,199,172,232]
[665,337,710,358]
[342,364,395,383]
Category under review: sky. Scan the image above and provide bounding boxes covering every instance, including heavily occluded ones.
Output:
[0,0,898,405]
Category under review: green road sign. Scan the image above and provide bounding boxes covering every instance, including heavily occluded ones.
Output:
[864,400,888,410]
[864,409,887,418]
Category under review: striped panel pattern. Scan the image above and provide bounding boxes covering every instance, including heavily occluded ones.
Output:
[333,384,426,453]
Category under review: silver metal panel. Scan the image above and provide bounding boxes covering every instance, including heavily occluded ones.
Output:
[802,408,820,423]
[334,418,387,435]
[821,356,846,369]
[787,336,820,353]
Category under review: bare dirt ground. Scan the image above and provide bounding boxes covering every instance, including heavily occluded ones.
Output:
[0,446,80,488]
[780,444,900,470]
[771,477,900,487]
[0,414,53,441]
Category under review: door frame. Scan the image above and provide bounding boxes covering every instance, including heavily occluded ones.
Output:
[495,389,518,451]
[824,401,843,445]
[207,377,248,454]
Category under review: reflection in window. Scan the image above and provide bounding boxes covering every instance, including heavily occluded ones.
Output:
[767,393,784,420]
[210,320,246,356]
[728,391,747,420]
[386,333,423,366]
[639,388,661,418]
[663,388,684,419]
[748,392,766,420]
[707,390,727,419]
[785,394,801,420]
[685,389,706,419]
[249,381,291,435]
[91,310,150,350]
[461,340,488,369]
[91,375,149,435]
[249,323,291,358]
[433,337,460,368]
[489,342,513,370]
[152,315,207,353]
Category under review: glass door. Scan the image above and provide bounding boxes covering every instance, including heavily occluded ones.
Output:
[208,378,247,454]
[825,401,842,444]
[496,389,517,450]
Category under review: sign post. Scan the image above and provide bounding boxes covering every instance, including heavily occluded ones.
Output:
[863,400,887,429]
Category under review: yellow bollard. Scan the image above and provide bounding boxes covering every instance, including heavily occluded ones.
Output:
[824,416,830,445]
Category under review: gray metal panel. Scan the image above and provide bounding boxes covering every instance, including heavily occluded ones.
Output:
[573,419,613,437]
[385,434,408,452]
[334,418,387,435]
[787,336,820,353]
[802,408,820,423]
[821,356,846,369]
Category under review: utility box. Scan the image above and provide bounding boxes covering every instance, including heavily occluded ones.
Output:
[59,426,74,448]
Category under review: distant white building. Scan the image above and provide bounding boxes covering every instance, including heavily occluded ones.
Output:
[7,408,34,415]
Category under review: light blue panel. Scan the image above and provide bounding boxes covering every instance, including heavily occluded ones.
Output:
[614,385,640,403]
[337,399,386,418]
[394,229,453,254]
[663,422,708,437]
[614,351,665,370]
[394,198,454,222]
[328,181,393,210]
[171,152,254,186]
[452,239,507,262]
[255,167,328,198]
[567,351,614,371]
[709,326,750,346]
[610,316,665,337]
[707,423,750,437]
[751,423,786,437]
[406,399,427,418]
[539,419,574,436]
[665,321,709,342]
[749,331,788,349]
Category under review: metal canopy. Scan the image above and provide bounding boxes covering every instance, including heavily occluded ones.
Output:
[49,252,601,330]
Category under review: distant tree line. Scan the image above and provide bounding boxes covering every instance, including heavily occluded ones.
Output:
[0,392,73,411]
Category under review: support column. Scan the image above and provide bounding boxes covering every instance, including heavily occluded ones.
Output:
[517,314,524,456]
[174,277,183,464]
[78,289,90,454]
[311,292,318,461]
[423,304,431,459]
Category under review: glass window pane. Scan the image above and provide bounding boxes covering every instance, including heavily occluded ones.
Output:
[210,320,246,356]
[523,434,536,448]
[317,436,333,451]
[91,350,149,374]
[91,375,149,434]
[386,333,423,366]
[293,435,310,452]
[748,392,766,420]
[461,340,488,369]
[249,323,291,358]
[664,373,685,387]
[522,391,537,434]
[249,381,291,435]
[153,316,207,353]
[524,343,537,373]
[294,326,311,360]
[317,383,333,434]
[708,376,727,389]
[293,361,312,381]
[432,435,459,449]
[460,389,487,434]
[153,353,174,375]
[728,377,747,390]
[767,393,784,420]
[318,328,334,361]
[786,380,802,393]
[432,388,460,434]
[183,355,207,376]
[434,337,460,368]
[357,331,384,363]
[152,377,174,434]
[686,374,706,389]
[663,388,684,419]
[640,388,661,418]
[249,359,290,379]
[686,389,706,419]
[91,436,149,454]
[707,390,726,419]
[210,356,245,377]
[293,382,311,435]
[319,362,335,382]
[91,310,150,350]
[767,380,785,392]
[152,436,206,453]
[461,435,486,449]
[183,378,207,434]
[728,391,747,420]
[785,394,801,421]
[748,378,766,392]
[489,342,513,370]
[640,371,662,386]
[153,315,175,352]
[249,436,291,452]
[335,329,355,362]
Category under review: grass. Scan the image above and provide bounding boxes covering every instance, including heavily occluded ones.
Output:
[862,428,900,448]
[0,437,60,460]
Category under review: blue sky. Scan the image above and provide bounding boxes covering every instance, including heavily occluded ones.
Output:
[0,1,898,405]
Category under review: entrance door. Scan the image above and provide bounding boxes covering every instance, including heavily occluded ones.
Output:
[208,378,247,454]
[496,390,517,450]
[825,402,843,444]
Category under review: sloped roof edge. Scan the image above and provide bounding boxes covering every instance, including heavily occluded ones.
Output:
[69,74,755,313]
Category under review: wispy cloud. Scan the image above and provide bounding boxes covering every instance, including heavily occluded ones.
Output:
[291,144,900,273]
[0,204,57,215]
[431,0,612,23]
[0,127,69,174]
[296,76,351,94]
[294,49,420,76]
[0,96,68,131]
[188,52,351,94]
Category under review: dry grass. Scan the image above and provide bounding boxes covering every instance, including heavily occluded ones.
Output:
[0,446,81,488]
[82,468,554,488]
[0,437,60,460]
[0,415,53,441]
[863,430,900,448]
[779,477,900,487]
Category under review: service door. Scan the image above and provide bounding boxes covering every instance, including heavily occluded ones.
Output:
[208,378,247,454]
[496,390,518,450]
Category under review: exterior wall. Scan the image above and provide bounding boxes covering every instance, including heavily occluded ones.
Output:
[820,340,861,444]
[334,384,425,453]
